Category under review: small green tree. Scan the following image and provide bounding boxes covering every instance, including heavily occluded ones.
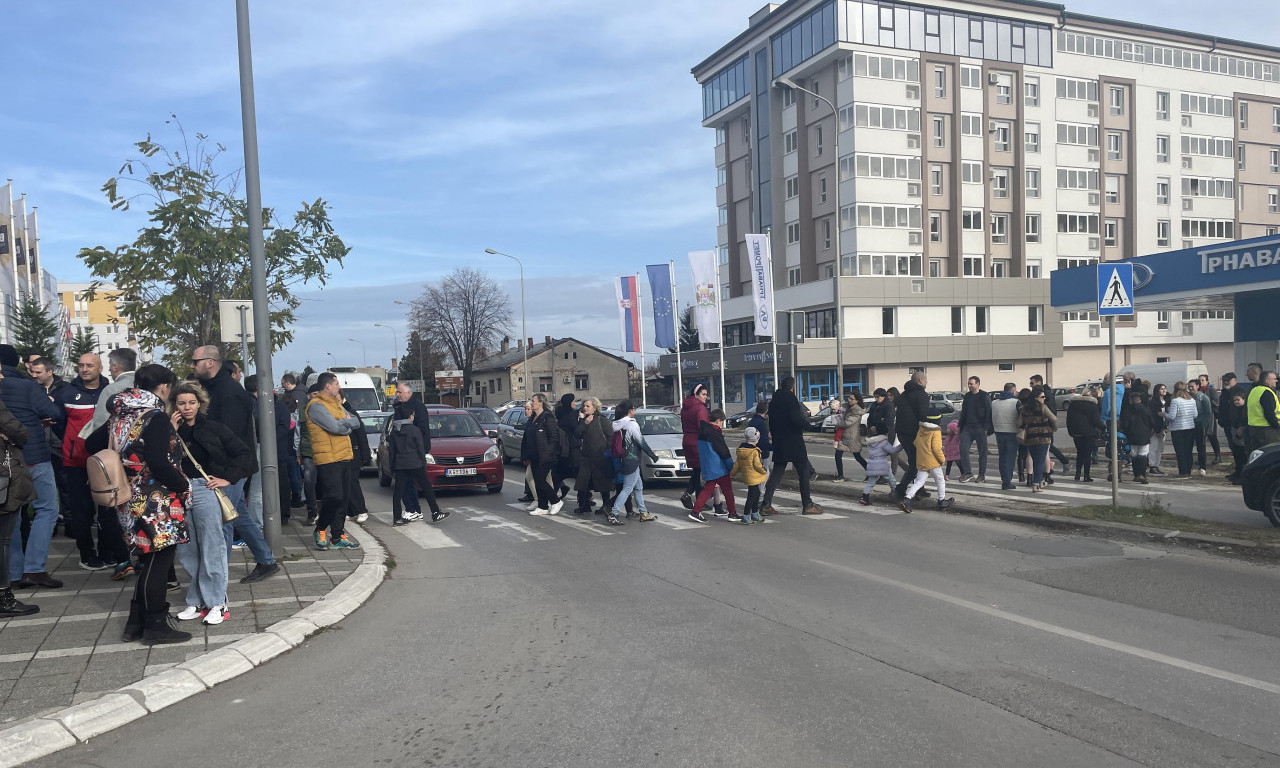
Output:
[69,327,98,361]
[299,364,315,385]
[77,121,350,369]
[678,304,700,352]
[11,293,60,363]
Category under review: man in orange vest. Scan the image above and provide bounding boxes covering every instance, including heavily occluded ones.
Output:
[306,372,363,550]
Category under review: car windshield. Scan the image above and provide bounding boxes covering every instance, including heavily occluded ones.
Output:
[361,415,387,434]
[635,413,681,435]
[428,414,485,438]
[343,388,382,412]
[469,408,500,424]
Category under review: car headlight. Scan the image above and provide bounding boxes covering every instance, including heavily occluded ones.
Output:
[483,446,499,462]
[1248,449,1263,465]
[425,453,436,464]
[653,449,673,459]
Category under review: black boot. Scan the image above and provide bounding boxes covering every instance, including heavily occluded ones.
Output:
[0,588,38,618]
[143,606,192,645]
[1083,463,1094,482]
[1134,456,1149,484]
[122,600,145,642]
[1075,461,1083,481]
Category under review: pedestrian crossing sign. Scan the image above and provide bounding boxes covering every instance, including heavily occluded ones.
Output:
[1097,263,1134,316]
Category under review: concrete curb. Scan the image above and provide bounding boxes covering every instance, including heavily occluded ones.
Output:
[0,525,387,768]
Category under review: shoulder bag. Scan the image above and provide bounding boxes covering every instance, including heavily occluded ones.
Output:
[178,436,239,523]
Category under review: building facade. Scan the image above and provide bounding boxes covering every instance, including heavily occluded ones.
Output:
[680,0,1280,407]
[471,336,634,407]
[1,181,70,369]
[57,282,135,358]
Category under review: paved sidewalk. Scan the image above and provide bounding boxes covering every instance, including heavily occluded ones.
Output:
[0,516,363,728]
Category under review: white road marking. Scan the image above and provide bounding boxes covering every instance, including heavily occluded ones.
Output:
[812,558,1280,697]
[505,503,619,536]
[771,489,902,517]
[369,511,462,549]
[455,506,554,542]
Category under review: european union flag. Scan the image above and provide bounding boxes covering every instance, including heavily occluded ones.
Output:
[646,264,676,350]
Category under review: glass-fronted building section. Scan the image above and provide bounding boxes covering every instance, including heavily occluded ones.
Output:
[702,54,750,119]
[843,0,1053,67]
[771,1,838,77]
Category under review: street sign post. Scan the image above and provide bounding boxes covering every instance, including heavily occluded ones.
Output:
[1098,263,1134,515]
[218,299,254,372]
[433,370,464,391]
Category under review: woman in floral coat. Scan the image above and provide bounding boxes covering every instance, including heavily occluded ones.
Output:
[86,364,190,644]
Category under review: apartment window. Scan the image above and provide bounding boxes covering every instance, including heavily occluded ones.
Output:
[823,218,832,249]
[992,168,1009,198]
[1274,106,1280,132]
[782,87,796,108]
[1057,168,1099,190]
[1181,134,1233,158]
[932,116,945,147]
[1157,219,1170,247]
[1028,306,1042,333]
[853,204,922,229]
[854,154,922,180]
[1106,131,1122,160]
[1181,93,1234,117]
[814,124,824,156]
[882,307,895,336]
[787,267,801,286]
[930,165,943,195]
[785,176,799,199]
[1182,219,1235,238]
[963,255,984,276]
[1108,86,1125,115]
[1026,214,1041,243]
[960,66,981,89]
[1025,122,1040,153]
[574,374,589,391]
[849,104,921,131]
[993,121,1010,152]
[991,214,1009,244]
[950,307,963,334]
[858,253,922,276]
[1057,123,1098,147]
[1238,145,1246,170]
[994,73,1012,105]
[1026,168,1040,198]
[1155,91,1169,120]
[1156,177,1170,205]
[1270,188,1279,214]
[1058,213,1099,233]
[819,176,828,203]
[718,207,727,225]
[786,222,801,244]
[933,66,946,98]
[975,306,989,334]
[1024,76,1039,107]
[1024,261,1040,279]
[1156,311,1170,331]
[990,260,1008,277]
[929,212,942,242]
[1241,101,1250,130]
[962,161,983,184]
[960,113,982,136]
[1105,175,1119,204]
[962,209,983,230]
[784,130,798,153]
[1182,177,1234,198]
[715,127,726,145]
[1056,77,1098,102]
[1271,149,1279,173]
[1103,219,1118,247]
[1156,135,1170,163]
[538,377,553,393]
[929,259,942,278]
[743,116,749,142]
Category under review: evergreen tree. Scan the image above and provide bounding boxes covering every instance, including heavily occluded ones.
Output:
[69,327,98,361]
[299,364,316,386]
[11,293,59,362]
[678,304,700,352]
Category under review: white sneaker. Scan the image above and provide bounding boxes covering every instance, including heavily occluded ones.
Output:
[530,507,550,516]
[177,605,205,621]
[549,500,563,515]
[1198,468,1207,476]
[355,513,369,523]
[404,510,423,522]
[527,501,540,512]
[203,605,229,625]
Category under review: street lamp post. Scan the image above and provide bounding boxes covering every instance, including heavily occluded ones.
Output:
[325,351,336,370]
[775,76,843,399]
[373,323,398,369]
[348,337,366,367]
[394,299,428,384]
[485,248,529,401]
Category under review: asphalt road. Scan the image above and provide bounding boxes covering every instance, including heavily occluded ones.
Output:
[36,467,1280,768]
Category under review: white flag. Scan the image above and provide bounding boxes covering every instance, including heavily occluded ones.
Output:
[744,234,774,338]
[687,250,721,345]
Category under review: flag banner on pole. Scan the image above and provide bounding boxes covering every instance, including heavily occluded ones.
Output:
[614,275,641,353]
[744,234,774,338]
[688,250,721,345]
[646,264,676,350]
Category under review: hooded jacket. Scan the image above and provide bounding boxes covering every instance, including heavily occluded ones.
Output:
[1119,400,1155,445]
[1066,398,1101,439]
[202,366,256,451]
[863,434,902,477]
[913,422,945,471]
[838,403,866,453]
[612,414,656,474]
[943,421,960,462]
[746,413,771,461]
[895,380,930,443]
[696,421,733,482]
[555,395,581,459]
[731,442,767,486]
[54,374,110,468]
[0,363,61,465]
[387,418,427,471]
[680,394,710,469]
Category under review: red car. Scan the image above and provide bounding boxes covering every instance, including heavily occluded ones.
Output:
[377,408,504,493]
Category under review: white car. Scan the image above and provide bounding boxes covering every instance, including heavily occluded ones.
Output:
[633,409,693,484]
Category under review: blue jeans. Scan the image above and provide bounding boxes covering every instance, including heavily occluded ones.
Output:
[996,433,1018,486]
[178,479,230,609]
[1029,443,1050,484]
[958,425,989,478]
[223,479,274,566]
[9,462,58,579]
[246,472,264,528]
[611,469,646,515]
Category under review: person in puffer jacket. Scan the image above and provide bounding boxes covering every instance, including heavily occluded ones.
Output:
[860,434,903,506]
[899,409,955,513]
[730,427,767,524]
[688,410,737,523]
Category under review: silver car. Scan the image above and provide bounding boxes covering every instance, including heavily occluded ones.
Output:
[633,409,692,484]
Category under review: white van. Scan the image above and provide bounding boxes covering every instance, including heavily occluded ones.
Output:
[1119,361,1211,393]
[305,370,383,413]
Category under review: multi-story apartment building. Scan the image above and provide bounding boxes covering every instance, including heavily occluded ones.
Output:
[676,0,1280,408]
[58,282,135,358]
[0,181,70,368]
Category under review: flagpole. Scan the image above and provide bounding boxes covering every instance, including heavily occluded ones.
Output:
[670,260,683,408]
[714,253,726,413]
[637,272,647,410]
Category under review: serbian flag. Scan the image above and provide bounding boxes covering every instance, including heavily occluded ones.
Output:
[614,275,641,353]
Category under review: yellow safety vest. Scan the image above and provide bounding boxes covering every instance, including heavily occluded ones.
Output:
[1246,385,1280,428]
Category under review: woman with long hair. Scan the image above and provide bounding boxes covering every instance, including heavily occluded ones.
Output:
[834,390,867,482]
[1147,383,1170,476]
[1165,381,1198,478]
[1018,386,1058,492]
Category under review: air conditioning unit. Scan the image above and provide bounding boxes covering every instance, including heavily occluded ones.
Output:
[1088,325,1101,338]
[907,133,920,148]
[1182,197,1193,211]
[1182,322,1194,336]
[1088,192,1100,205]
[1182,239,1194,248]
[1181,114,1193,127]
[1088,237,1100,250]
[907,182,921,197]
[562,376,571,384]
[908,231,923,245]
[989,120,999,133]
[906,84,919,99]
[1087,103,1099,117]
[1181,155,1193,169]
[988,72,999,84]
[1088,148,1099,162]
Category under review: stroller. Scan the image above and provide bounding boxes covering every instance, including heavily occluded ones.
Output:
[1097,430,1133,477]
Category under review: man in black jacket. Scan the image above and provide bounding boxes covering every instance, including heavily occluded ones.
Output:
[760,377,823,516]
[893,372,931,500]
[957,376,993,483]
[394,384,432,452]
[527,394,563,515]
[192,347,256,451]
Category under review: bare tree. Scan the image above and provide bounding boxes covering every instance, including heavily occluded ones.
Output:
[413,268,511,396]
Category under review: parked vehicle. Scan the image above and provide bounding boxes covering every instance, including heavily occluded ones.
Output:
[377,408,502,493]
[360,411,393,475]
[1120,361,1210,393]
[465,406,502,440]
[634,409,692,484]
[725,410,752,428]
[1240,444,1280,528]
[496,405,529,463]
[305,370,382,413]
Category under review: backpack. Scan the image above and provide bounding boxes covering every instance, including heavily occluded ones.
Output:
[610,427,626,458]
[87,430,130,508]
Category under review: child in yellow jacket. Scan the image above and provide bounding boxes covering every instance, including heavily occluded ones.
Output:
[898,409,955,513]
[731,427,768,525]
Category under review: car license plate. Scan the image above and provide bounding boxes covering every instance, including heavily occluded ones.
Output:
[445,468,477,477]
[678,462,686,471]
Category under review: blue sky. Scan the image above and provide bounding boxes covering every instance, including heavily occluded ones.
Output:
[4,0,1275,374]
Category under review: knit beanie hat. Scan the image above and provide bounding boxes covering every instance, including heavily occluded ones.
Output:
[744,426,760,443]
